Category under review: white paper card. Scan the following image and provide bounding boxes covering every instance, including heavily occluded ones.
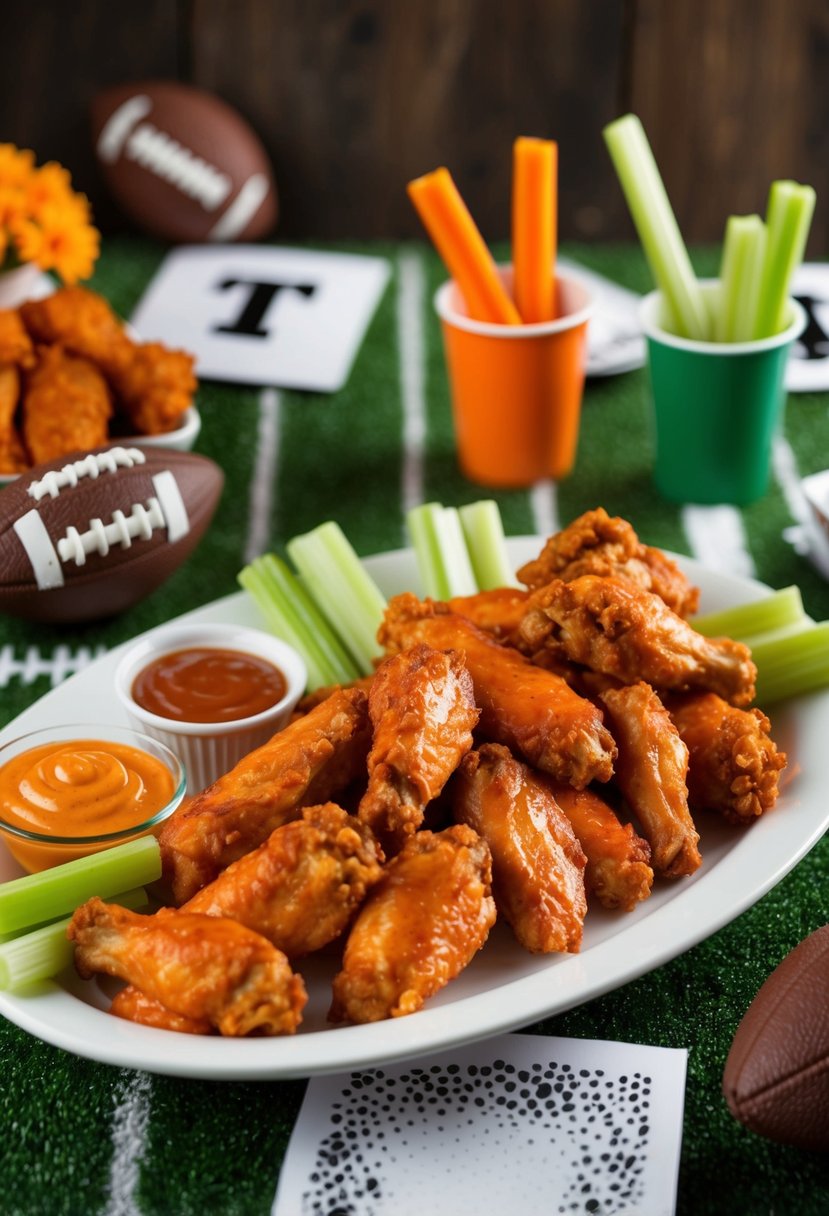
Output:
[272,1032,687,1216]
[786,263,829,392]
[558,257,647,378]
[129,245,391,392]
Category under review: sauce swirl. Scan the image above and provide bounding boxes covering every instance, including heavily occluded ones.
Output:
[131,646,287,724]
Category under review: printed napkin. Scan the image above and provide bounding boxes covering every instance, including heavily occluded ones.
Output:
[272,1032,687,1216]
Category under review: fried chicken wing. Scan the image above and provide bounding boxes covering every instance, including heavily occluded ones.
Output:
[0,365,27,473]
[329,824,496,1023]
[20,287,133,376]
[517,507,700,618]
[68,898,307,1036]
[184,803,384,956]
[452,744,587,953]
[357,644,479,852]
[447,587,531,640]
[548,782,654,911]
[379,594,616,789]
[520,575,757,707]
[110,986,214,1035]
[667,691,787,824]
[109,341,197,435]
[21,344,113,463]
[599,681,701,877]
[0,308,35,369]
[158,686,372,904]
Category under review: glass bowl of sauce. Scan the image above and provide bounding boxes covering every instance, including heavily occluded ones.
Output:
[0,724,186,873]
[114,623,307,793]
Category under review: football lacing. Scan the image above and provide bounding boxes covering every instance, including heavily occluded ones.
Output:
[57,498,166,565]
[27,447,146,501]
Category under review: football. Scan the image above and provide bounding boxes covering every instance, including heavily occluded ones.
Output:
[0,445,223,624]
[90,80,278,244]
[722,923,829,1151]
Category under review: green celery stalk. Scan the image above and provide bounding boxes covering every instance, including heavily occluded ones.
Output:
[715,214,767,342]
[692,585,806,642]
[0,836,160,938]
[603,114,709,340]
[753,180,816,338]
[287,522,387,675]
[458,500,518,590]
[751,622,829,704]
[238,554,359,690]
[0,887,148,991]
[407,503,478,599]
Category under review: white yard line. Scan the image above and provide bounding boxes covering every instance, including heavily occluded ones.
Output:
[244,386,282,565]
[101,1071,153,1216]
[529,480,560,539]
[396,249,427,530]
[680,504,756,579]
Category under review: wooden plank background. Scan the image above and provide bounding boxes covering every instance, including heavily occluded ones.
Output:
[2,0,826,250]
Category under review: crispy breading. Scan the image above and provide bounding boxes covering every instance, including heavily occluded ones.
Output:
[21,344,112,463]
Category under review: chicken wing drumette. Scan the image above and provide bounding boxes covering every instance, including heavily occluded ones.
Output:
[452,744,587,953]
[518,575,757,707]
[21,344,113,463]
[517,507,700,618]
[68,899,307,1036]
[329,825,496,1023]
[379,594,616,789]
[20,287,133,376]
[667,691,787,824]
[158,686,372,903]
[358,643,479,853]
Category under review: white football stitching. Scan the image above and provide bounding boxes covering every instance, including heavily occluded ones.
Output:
[57,498,166,565]
[27,447,146,501]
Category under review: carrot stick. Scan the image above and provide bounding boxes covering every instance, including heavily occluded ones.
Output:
[511,136,557,323]
[407,167,522,325]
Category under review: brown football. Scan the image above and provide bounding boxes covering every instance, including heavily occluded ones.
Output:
[722,923,829,1151]
[90,80,278,243]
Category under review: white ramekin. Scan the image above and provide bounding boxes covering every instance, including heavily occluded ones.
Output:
[114,622,307,794]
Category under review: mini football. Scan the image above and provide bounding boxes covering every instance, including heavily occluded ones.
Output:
[722,923,829,1151]
[0,445,223,624]
[90,80,278,243]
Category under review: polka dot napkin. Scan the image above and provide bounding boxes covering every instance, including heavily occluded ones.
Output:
[272,1033,687,1216]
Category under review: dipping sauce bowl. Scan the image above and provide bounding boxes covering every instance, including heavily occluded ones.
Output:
[0,723,186,873]
[114,623,307,794]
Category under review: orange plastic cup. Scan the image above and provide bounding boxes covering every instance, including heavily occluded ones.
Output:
[435,267,592,487]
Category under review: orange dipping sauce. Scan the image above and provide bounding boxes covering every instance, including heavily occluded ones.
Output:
[0,738,176,871]
[131,647,288,724]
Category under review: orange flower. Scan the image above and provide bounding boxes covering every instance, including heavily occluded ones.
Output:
[14,201,100,285]
[25,161,76,220]
[0,144,35,191]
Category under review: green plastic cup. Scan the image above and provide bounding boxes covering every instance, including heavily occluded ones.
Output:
[640,281,807,505]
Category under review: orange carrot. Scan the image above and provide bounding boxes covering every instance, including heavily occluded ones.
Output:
[511,137,557,323]
[407,167,521,325]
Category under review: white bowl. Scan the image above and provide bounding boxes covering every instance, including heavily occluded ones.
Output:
[114,622,307,795]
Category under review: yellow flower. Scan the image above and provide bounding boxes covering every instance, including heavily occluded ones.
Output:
[0,145,35,191]
[14,202,100,284]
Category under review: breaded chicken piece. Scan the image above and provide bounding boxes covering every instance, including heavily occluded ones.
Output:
[358,644,479,853]
[158,687,372,904]
[517,507,700,618]
[0,308,35,369]
[110,986,214,1035]
[379,594,616,790]
[109,341,197,434]
[0,365,28,473]
[520,575,757,708]
[20,286,133,376]
[184,803,384,957]
[667,691,787,824]
[21,344,112,463]
[548,782,654,912]
[447,587,531,640]
[453,744,587,953]
[68,899,307,1037]
[600,681,701,878]
[329,825,496,1023]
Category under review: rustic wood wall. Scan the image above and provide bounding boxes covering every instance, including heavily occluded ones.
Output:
[2,0,827,250]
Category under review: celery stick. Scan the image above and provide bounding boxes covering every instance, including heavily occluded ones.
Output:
[752,622,829,704]
[715,215,767,342]
[407,503,478,599]
[753,180,816,338]
[0,887,148,991]
[0,836,160,937]
[239,554,359,690]
[692,585,806,642]
[287,522,387,674]
[603,114,709,340]
[458,500,519,590]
